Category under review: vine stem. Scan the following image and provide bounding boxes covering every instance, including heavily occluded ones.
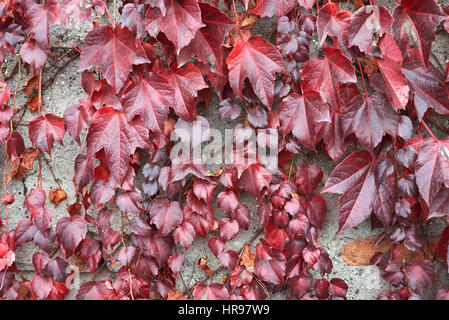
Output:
[356,58,369,97]
[38,69,43,188]
[421,120,439,142]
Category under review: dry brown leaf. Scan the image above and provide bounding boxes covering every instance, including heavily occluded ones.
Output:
[22,74,38,96]
[363,56,378,77]
[49,188,67,206]
[198,257,213,278]
[240,243,255,273]
[26,94,39,112]
[67,203,82,216]
[354,0,365,10]
[167,290,186,300]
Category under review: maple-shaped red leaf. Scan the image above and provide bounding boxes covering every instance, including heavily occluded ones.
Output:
[149,199,183,237]
[392,0,446,68]
[145,0,205,53]
[29,114,65,156]
[342,91,399,152]
[56,216,88,256]
[317,3,352,46]
[86,107,150,185]
[301,47,356,113]
[280,92,330,150]
[226,36,285,108]
[25,0,60,50]
[63,101,89,146]
[162,64,208,121]
[415,138,449,206]
[375,33,410,110]
[372,157,397,228]
[239,163,272,198]
[79,25,150,92]
[178,3,233,74]
[348,5,392,54]
[316,111,349,162]
[322,151,396,231]
[19,39,49,71]
[250,0,296,18]
[402,59,449,120]
[121,73,173,135]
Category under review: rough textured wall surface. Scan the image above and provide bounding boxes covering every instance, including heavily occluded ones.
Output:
[2,0,449,300]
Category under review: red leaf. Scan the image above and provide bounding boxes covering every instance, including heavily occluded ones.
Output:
[254,240,286,285]
[375,34,410,110]
[218,250,239,270]
[29,114,65,156]
[86,107,150,185]
[415,138,449,206]
[63,102,89,146]
[226,36,285,108]
[239,163,272,198]
[392,0,446,68]
[149,199,183,237]
[298,0,315,10]
[76,281,113,300]
[19,39,49,71]
[79,25,150,92]
[162,63,207,121]
[74,153,94,190]
[121,72,173,135]
[348,5,392,54]
[46,256,70,282]
[25,0,60,50]
[56,216,88,256]
[32,274,53,300]
[316,3,351,46]
[301,47,356,113]
[7,132,24,162]
[33,207,52,232]
[296,162,323,194]
[117,246,138,268]
[178,2,233,74]
[322,150,376,231]
[172,222,196,250]
[208,237,226,257]
[144,0,205,53]
[193,283,229,300]
[250,0,296,18]
[342,91,399,151]
[77,238,101,272]
[217,190,239,215]
[402,59,449,120]
[403,260,436,293]
[25,187,46,214]
[280,92,330,150]
[218,218,239,241]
